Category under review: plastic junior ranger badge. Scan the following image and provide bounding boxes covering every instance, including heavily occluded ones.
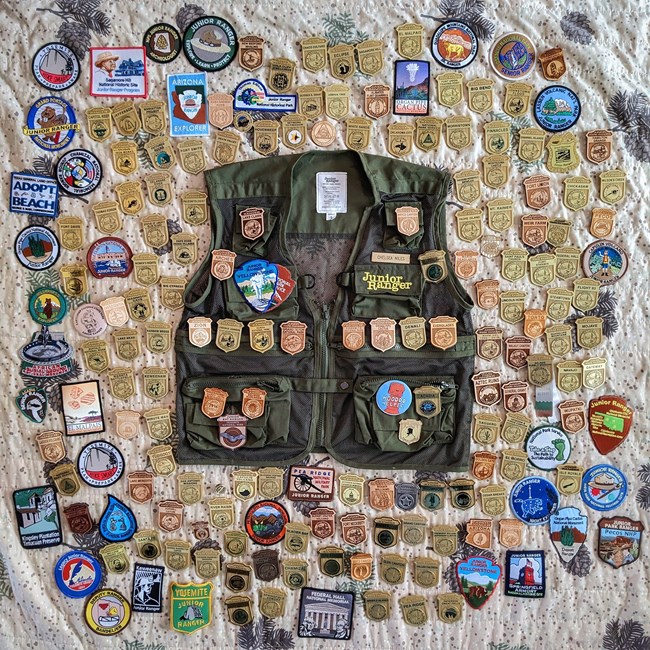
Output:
[387,123,415,157]
[177,472,203,506]
[142,408,172,441]
[589,396,633,454]
[479,485,507,517]
[329,44,356,80]
[466,519,493,548]
[472,451,497,481]
[281,114,308,150]
[411,386,440,419]
[318,546,345,577]
[98,296,128,327]
[528,253,556,288]
[412,116,442,152]
[143,321,170,355]
[500,449,528,482]
[356,39,384,75]
[396,23,424,59]
[35,430,65,463]
[504,82,533,117]
[213,130,240,164]
[107,368,136,400]
[133,529,161,561]
[518,126,546,163]
[233,470,258,502]
[114,180,144,215]
[585,129,613,163]
[454,250,479,279]
[144,172,173,208]
[539,47,566,80]
[163,540,191,571]
[268,57,296,93]
[571,278,600,313]
[215,318,243,353]
[139,99,167,135]
[546,132,580,172]
[345,117,372,152]
[170,582,212,634]
[253,120,279,156]
[444,116,472,152]
[429,316,458,350]
[284,522,310,554]
[436,71,464,108]
[590,207,616,239]
[208,497,234,529]
[453,171,481,207]
[224,530,248,556]
[110,141,138,176]
[62,502,93,535]
[545,324,572,358]
[144,135,176,170]
[85,107,112,142]
[400,513,426,545]
[466,78,495,114]
[431,525,458,557]
[128,471,154,503]
[238,35,264,71]
[112,100,142,136]
[300,37,328,72]
[598,517,644,569]
[523,174,551,210]
[85,588,131,635]
[527,353,553,387]
[211,249,237,281]
[472,413,502,445]
[555,464,585,497]
[259,588,287,619]
[147,445,176,478]
[475,326,503,361]
[309,507,336,540]
[501,248,528,282]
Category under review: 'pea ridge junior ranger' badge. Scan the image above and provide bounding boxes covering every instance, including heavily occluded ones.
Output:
[170,582,212,635]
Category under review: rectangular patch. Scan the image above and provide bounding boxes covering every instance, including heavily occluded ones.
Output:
[298,588,354,640]
[89,47,147,98]
[10,173,59,217]
[316,172,347,220]
[167,73,210,137]
[371,252,412,264]
[132,563,165,613]
[505,550,546,598]
[60,380,105,436]
[393,60,430,116]
[13,486,62,549]
[287,466,335,502]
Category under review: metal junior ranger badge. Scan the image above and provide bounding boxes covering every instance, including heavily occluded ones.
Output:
[504,82,533,117]
[400,513,426,545]
[139,99,166,135]
[328,44,355,80]
[518,127,546,163]
[396,23,424,59]
[586,129,613,163]
[259,588,287,619]
[419,480,446,511]
[224,530,248,556]
[364,590,391,622]
[426,316,457,351]
[599,169,626,205]
[297,85,324,119]
[546,132,580,172]
[208,497,234,530]
[415,116,443,151]
[170,582,212,635]
[472,413,501,445]
[60,263,88,297]
[454,250,479,279]
[436,71,464,108]
[238,35,264,72]
[216,318,244,352]
[356,40,384,75]
[399,594,427,627]
[92,200,121,235]
[211,250,237,281]
[467,78,494,113]
[445,115,473,151]
[345,117,372,152]
[225,562,252,592]
[133,530,161,561]
[115,180,144,215]
[234,471,259,502]
[127,471,154,504]
[349,553,372,582]
[85,107,112,142]
[381,554,407,586]
[112,100,142,136]
[147,444,176,478]
[300,37,328,72]
[171,233,198,266]
[164,540,191,571]
[309,507,336,540]
[418,250,448,283]
[253,119,279,156]
[437,593,463,623]
[449,479,475,510]
[110,141,138,176]
[475,278,499,310]
[453,171,481,206]
[281,114,308,150]
[431,525,458,557]
[318,546,344,577]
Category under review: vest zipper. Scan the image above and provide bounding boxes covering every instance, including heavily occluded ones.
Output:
[316,304,330,448]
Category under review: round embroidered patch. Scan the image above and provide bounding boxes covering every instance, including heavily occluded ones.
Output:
[490,32,536,80]
[28,287,67,326]
[581,464,628,512]
[534,85,581,132]
[56,149,102,196]
[14,226,60,271]
[244,500,290,546]
[582,239,628,285]
[55,550,102,599]
[87,237,133,279]
[143,23,181,64]
[85,589,131,635]
[78,441,125,488]
[510,476,560,525]
[32,42,80,91]
[25,96,78,151]
[430,21,478,69]
[525,425,572,471]
[183,16,238,72]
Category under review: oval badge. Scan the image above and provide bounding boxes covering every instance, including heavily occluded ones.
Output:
[55,550,102,599]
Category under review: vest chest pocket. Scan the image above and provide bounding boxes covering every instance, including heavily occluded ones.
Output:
[383,201,425,251]
[351,263,423,319]
[231,205,278,257]
[353,375,457,452]
[181,375,292,451]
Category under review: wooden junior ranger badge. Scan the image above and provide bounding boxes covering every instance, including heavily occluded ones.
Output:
[368,478,395,511]
[177,472,203,506]
[364,590,391,622]
[546,324,573,358]
[345,117,372,152]
[559,399,587,434]
[139,98,166,135]
[124,288,153,322]
[414,116,443,151]
[563,176,590,211]
[171,233,198,267]
[257,467,284,499]
[500,449,528,482]
[188,316,212,348]
[224,531,248,556]
[107,367,136,400]
[297,85,324,119]
[400,595,428,627]
[369,317,396,352]
[216,318,244,352]
[466,518,493,548]
[268,57,295,92]
[310,507,336,540]
[529,253,556,287]
[419,480,445,511]
[110,141,138,176]
[583,357,607,390]
[131,252,159,287]
[253,120,279,156]
[504,336,532,371]
[280,321,307,355]
[300,36,328,72]
[211,250,237,281]
[213,130,240,165]
[483,120,510,154]
[518,127,546,163]
[395,205,420,237]
[454,250,479,279]
[381,554,407,585]
[259,588,286,619]
[133,530,161,561]
[80,339,109,374]
[471,371,501,407]
[148,445,176,478]
[520,214,549,248]
[128,471,154,503]
[140,213,169,249]
[195,549,221,580]
[556,463,585,496]
[284,522,310,554]
[502,380,529,413]
[501,248,528,282]
[144,322,171,354]
[177,140,206,175]
[475,279,499,310]
[248,319,274,353]
[281,114,307,150]
[142,367,169,400]
[436,71,464,108]
[573,278,600,311]
[324,83,350,120]
[500,290,526,324]
[328,43,355,80]
[546,289,573,323]
[590,207,616,238]
[555,246,581,281]
[499,519,524,549]
[310,119,337,146]
[504,82,533,117]
[207,92,234,129]
[546,132,580,173]
[112,100,141,136]
[523,175,551,210]
[453,170,481,206]
[399,418,422,445]
[144,135,176,170]
[100,542,129,574]
[318,546,344,577]
[387,122,415,157]
[35,430,66,463]
[57,215,83,251]
[400,514,427,546]
[449,479,475,510]
[208,497,234,529]
[431,525,458,557]
[475,326,503,361]
[115,180,144,215]
[157,500,183,533]
[527,353,554,387]
[349,553,373,582]
[115,410,139,440]
[85,106,112,142]
[164,541,191,571]
[466,78,494,114]
[501,412,531,445]
[63,502,93,535]
[599,169,626,205]
[356,39,384,75]
[472,451,497,481]
[338,474,365,507]
[92,200,121,235]
[472,413,501,445]
[50,462,81,497]
[445,115,472,151]
[539,47,566,80]
[143,408,172,441]
[396,23,424,58]
[438,594,463,624]
[428,316,458,350]
[144,172,172,207]
[456,208,483,243]
[556,360,582,393]
[586,129,613,163]
[238,35,264,71]
[241,387,266,419]
[233,470,257,501]
[576,316,604,349]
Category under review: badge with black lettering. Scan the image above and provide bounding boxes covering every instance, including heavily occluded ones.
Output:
[520,214,549,248]
[283,558,308,590]
[257,467,284,499]
[142,367,169,400]
[225,595,253,627]
[504,82,533,117]
[349,553,373,582]
[259,587,287,619]
[115,180,144,215]
[558,399,586,434]
[599,169,626,205]
[429,316,458,350]
[400,513,427,546]
[297,85,324,119]
[85,107,112,142]
[329,44,355,80]
[483,120,510,154]
[413,115,442,151]
[504,335,532,370]
[143,408,172,441]
[454,250,479,279]
[177,140,206,175]
[282,114,308,150]
[248,319,275,353]
[501,248,528,282]
[145,320,172,353]
[545,324,572,358]
[573,278,600,311]
[499,519,524,549]
[399,595,428,626]
[124,288,153,322]
[318,546,344,577]
[139,99,166,135]
[523,174,551,210]
[111,141,138,176]
[100,542,129,574]
[216,318,243,352]
[171,233,198,267]
[527,354,554,387]
[431,525,457,557]
[324,83,351,120]
[501,412,531,445]
[133,530,161,561]
[225,562,252,592]
[475,326,503,361]
[112,328,140,361]
[363,590,391,622]
[479,485,507,517]
[453,171,481,206]
[563,175,590,212]
[107,367,136,400]
[445,115,473,151]
[381,553,407,585]
[556,463,585,496]
[413,386,441,419]
[147,444,176,478]
[310,507,336,540]
[374,517,400,549]
[472,451,497,481]
[419,480,446,511]
[338,474,365,507]
[502,380,529,413]
[208,497,234,530]
[112,100,141,136]
[81,339,110,374]
[253,120,279,156]
[482,154,510,189]
[342,320,365,351]
[218,415,247,450]
[283,522,310,554]
[92,199,121,235]
[582,357,607,390]
[546,132,580,173]
[467,78,494,113]
[387,123,415,157]
[449,479,475,510]
[57,215,83,251]
[438,593,463,623]
[472,371,502,406]
[472,413,501,445]
[131,564,164,614]
[523,309,547,339]
[213,130,240,164]
[128,471,154,504]
[338,513,366,546]
[369,317,396,352]
[500,449,528,482]
[436,71,464,108]
[518,127,546,163]
[50,462,81,497]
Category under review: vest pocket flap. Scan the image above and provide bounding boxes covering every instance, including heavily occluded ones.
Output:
[354,264,422,296]
[384,201,424,228]
[383,201,424,250]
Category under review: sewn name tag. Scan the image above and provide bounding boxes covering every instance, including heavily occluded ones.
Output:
[371,252,411,264]
[316,172,347,221]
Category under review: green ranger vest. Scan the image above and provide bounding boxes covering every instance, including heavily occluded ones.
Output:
[175,151,475,471]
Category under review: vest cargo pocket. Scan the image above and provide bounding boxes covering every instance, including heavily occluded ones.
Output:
[351,263,423,319]
[383,201,424,251]
[353,375,457,452]
[181,375,291,451]
[224,264,300,322]
[232,205,278,257]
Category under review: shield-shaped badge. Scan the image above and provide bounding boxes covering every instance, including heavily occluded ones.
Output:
[381,554,407,586]
[504,82,533,117]
[177,472,203,506]
[328,43,355,80]
[257,467,284,499]
[475,279,500,309]
[110,141,138,176]
[171,233,198,267]
[499,519,524,549]
[472,413,501,445]
[563,176,591,212]
[213,130,240,165]
[210,250,237,282]
[142,367,169,400]
[259,588,286,619]
[500,449,528,482]
[414,115,442,151]
[502,412,531,445]
[57,216,84,251]
[518,127,546,163]
[576,316,603,350]
[572,278,600,311]
[147,445,176,478]
[128,471,154,504]
[394,206,420,236]
[395,22,424,59]
[112,328,140,361]
[598,517,644,569]
[545,324,573,358]
[546,219,571,248]
[483,120,510,154]
[466,519,493,549]
[553,247,580,281]
[80,340,110,374]
[449,479,475,510]
[215,318,243,353]
[546,132,580,173]
[201,388,227,419]
[253,119,279,156]
[599,169,626,205]
[309,507,336,540]
[143,408,172,441]
[479,485,507,517]
[85,107,112,142]
[471,371,501,406]
[539,47,566,80]
[526,353,554,388]
[368,478,395,510]
[225,562,252,592]
[164,541,192,571]
[585,129,613,163]
[318,546,344,577]
[437,593,463,623]
[374,517,400,548]
[387,122,414,157]
[472,451,497,481]
[549,507,587,562]
[436,71,464,108]
[445,115,472,151]
[369,317,396,352]
[523,174,551,210]
[60,264,88,297]
[431,525,458,557]
[394,483,419,512]
[546,289,573,322]
[114,180,144,215]
[397,316,426,351]
[35,430,66,463]
[363,83,390,120]
[590,207,616,239]
[140,213,169,249]
[241,388,266,420]
[345,117,372,151]
[296,85,324,119]
[131,253,159,287]
[500,291,526,325]
[350,553,373,582]
[218,414,247,449]
[194,548,221,580]
[187,317,212,348]
[63,502,93,535]
[92,200,122,235]
[356,39,384,75]
[453,170,481,206]
[557,360,582,393]
[238,34,264,71]
[454,250,479,279]
[467,78,494,114]
[107,367,136,400]
[248,319,275,353]
[284,522,310,554]
[475,326,503,361]
[281,114,308,150]
[208,92,234,128]
[558,399,586,434]
[428,316,458,350]
[280,321,307,356]
[112,100,142,136]
[268,57,295,92]
[100,542,129,574]
[177,140,206,175]
[233,471,257,502]
[50,463,81,497]
[300,37,328,72]
[589,395,632,454]
[139,98,166,135]
[208,497,234,529]
[324,83,350,120]
[501,249,528,282]
[338,474,365,507]
[125,288,153,323]
[419,480,446,511]
[529,253,556,288]
[282,558,308,589]
[115,410,140,440]
[400,514,427,546]
[523,309,547,339]
[556,461,585,494]
[224,530,247,555]
[144,134,176,170]
[520,214,549,248]
[413,386,441,419]
[157,500,183,533]
[170,582,213,634]
[341,320,365,351]
[133,529,161,561]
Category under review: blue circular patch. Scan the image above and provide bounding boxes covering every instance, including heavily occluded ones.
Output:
[510,476,560,525]
[534,86,581,132]
[581,464,627,511]
[55,551,102,598]
[490,32,536,80]
[25,96,77,151]
[375,380,412,415]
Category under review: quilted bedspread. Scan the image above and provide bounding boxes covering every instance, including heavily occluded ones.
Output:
[0,0,649,648]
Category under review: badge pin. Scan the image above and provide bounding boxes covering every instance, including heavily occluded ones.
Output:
[170,233,198,267]
[449,479,475,510]
[213,130,240,164]
[586,129,614,164]
[454,250,479,279]
[499,519,524,549]
[419,480,446,511]
[436,71,464,108]
[57,215,84,251]
[170,582,213,634]
[453,171,481,206]
[437,593,463,623]
[92,200,122,235]
[143,408,172,441]
[127,471,154,503]
[110,141,138,176]
[238,35,265,72]
[466,519,493,549]
[224,530,248,556]
[139,98,167,135]
[225,562,252,592]
[467,78,494,114]
[208,497,234,530]
[50,462,82,497]
[500,449,528,482]
[380,553,407,585]
[147,444,176,478]
[284,522,310,554]
[471,371,501,406]
[395,23,425,59]
[374,516,400,548]
[418,250,447,283]
[141,213,169,248]
[115,180,145,215]
[387,122,415,157]
[472,451,497,481]
[133,529,161,561]
[546,132,580,173]
[259,587,287,619]
[300,37,328,72]
[415,116,443,151]
[85,107,112,142]
[318,545,344,577]
[364,590,391,622]
[177,140,206,175]
[216,318,244,352]
[518,127,546,162]
[338,474,365,507]
[472,413,502,445]
[431,525,458,556]
[400,513,427,545]
[429,316,458,350]
[503,82,533,117]
[297,85,324,119]
[194,548,221,580]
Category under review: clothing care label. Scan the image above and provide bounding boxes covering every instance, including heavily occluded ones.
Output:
[316,172,347,220]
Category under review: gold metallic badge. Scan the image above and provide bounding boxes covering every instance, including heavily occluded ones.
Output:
[503,82,533,117]
[80,339,110,374]
[483,120,511,154]
[281,114,308,150]
[224,531,248,556]
[49,462,81,497]
[576,315,603,350]
[438,594,463,623]
[144,171,172,207]
[582,357,607,390]
[518,127,546,163]
[381,553,407,585]
[400,514,427,546]
[428,316,458,350]
[318,546,344,576]
[141,213,169,248]
[143,408,172,441]
[112,100,141,136]
[284,522,310,554]
[177,472,203,506]
[144,135,176,170]
[419,480,446,511]
[356,39,384,75]
[300,36,328,72]
[324,84,351,120]
[124,288,152,322]
[248,318,274,353]
[177,139,206,175]
[85,106,112,142]
[216,318,244,352]
[213,130,240,165]
[268,57,295,93]
[238,35,265,72]
[107,367,136,400]
[259,588,286,619]
[160,276,187,311]
[211,250,237,281]
[556,463,585,496]
[60,263,88,297]
[338,474,365,507]
[164,540,191,570]
[436,71,464,108]
[396,23,424,59]
[546,132,580,173]
[445,115,472,151]
[180,190,208,227]
[194,548,221,580]
[283,559,308,590]
[115,180,144,215]
[399,316,426,351]
[453,170,481,206]
[328,43,355,80]
[345,117,372,152]
[364,590,391,622]
[132,252,159,287]
[110,141,138,176]
[139,99,166,135]
[57,215,83,251]
[431,525,458,556]
[133,530,161,561]
[479,485,507,517]
[573,278,600,311]
[100,542,129,574]
[499,290,526,324]
[585,129,613,163]
[225,562,252,592]
[466,78,494,113]
[253,119,279,156]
